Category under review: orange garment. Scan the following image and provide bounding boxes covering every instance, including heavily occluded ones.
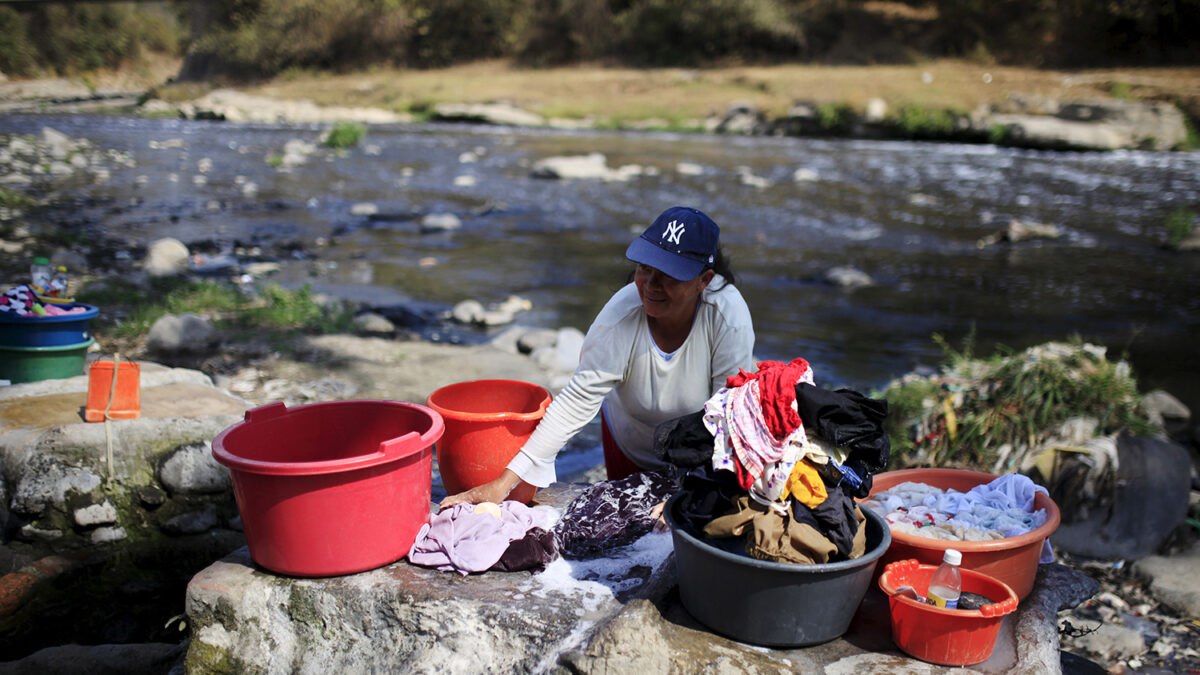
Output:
[783,459,827,508]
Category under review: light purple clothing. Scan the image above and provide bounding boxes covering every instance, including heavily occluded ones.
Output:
[407,502,556,575]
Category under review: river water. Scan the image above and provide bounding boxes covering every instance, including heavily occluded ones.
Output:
[5,113,1200,430]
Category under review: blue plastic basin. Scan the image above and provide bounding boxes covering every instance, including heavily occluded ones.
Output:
[0,304,98,347]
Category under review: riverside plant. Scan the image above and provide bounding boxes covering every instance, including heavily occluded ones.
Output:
[322,121,367,149]
[79,277,354,344]
[881,334,1159,474]
[1165,206,1196,248]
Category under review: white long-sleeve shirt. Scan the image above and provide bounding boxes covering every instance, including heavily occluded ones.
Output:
[506,276,755,487]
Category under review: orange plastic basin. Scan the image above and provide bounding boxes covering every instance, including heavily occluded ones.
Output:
[426,379,551,504]
[879,558,1020,666]
[867,468,1060,599]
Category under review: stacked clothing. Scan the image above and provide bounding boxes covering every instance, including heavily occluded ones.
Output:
[662,358,890,565]
[408,357,891,572]
[1,284,84,316]
[861,474,1050,542]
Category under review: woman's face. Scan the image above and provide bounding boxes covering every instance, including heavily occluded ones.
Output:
[634,263,714,322]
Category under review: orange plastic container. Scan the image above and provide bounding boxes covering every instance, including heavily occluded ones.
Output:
[85,361,141,422]
[867,468,1060,599]
[212,400,444,577]
[425,379,551,504]
[879,558,1019,666]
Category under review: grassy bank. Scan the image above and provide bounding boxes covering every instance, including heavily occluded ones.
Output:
[229,59,1200,129]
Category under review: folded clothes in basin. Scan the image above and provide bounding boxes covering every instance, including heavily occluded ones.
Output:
[862,473,1049,541]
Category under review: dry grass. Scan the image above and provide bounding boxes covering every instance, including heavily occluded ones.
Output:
[241,58,1200,122]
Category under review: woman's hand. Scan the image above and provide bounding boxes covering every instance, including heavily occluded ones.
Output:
[650,500,669,533]
[439,469,523,511]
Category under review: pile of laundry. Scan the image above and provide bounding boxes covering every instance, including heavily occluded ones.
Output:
[861,473,1050,543]
[661,357,890,565]
[407,469,677,575]
[1,284,83,316]
[406,357,892,574]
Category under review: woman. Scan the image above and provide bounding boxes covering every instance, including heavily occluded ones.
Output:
[440,206,755,508]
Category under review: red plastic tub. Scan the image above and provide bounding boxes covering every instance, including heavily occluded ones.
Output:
[867,468,1060,599]
[212,400,444,577]
[426,379,551,504]
[879,558,1020,666]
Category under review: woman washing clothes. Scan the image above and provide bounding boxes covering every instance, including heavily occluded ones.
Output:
[440,205,756,509]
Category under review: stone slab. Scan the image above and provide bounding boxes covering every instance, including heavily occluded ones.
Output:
[1133,540,1200,618]
[184,479,1096,674]
[0,361,251,431]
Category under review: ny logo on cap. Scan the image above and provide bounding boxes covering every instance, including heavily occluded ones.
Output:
[662,219,685,246]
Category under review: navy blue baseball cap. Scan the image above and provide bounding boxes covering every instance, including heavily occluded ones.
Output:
[625,206,720,281]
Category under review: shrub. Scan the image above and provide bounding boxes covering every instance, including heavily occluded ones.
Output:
[322,121,366,149]
[191,0,415,78]
[614,0,805,67]
[891,104,959,139]
[6,3,183,76]
[882,335,1158,472]
[0,7,38,76]
[1165,206,1196,248]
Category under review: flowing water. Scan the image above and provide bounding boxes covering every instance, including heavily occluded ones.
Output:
[5,113,1200,430]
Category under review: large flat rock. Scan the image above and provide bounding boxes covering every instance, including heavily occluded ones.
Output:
[0,362,251,431]
[185,481,1097,674]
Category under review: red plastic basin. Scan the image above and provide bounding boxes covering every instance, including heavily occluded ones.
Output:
[426,379,551,504]
[867,468,1060,599]
[212,400,444,577]
[879,558,1020,666]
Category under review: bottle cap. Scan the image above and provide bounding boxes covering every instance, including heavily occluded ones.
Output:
[943,549,962,566]
[34,256,49,265]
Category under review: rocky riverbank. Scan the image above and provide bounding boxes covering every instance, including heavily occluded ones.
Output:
[3,63,1198,152]
[2,89,1199,674]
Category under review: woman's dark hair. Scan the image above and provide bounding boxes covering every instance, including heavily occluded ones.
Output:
[708,246,736,288]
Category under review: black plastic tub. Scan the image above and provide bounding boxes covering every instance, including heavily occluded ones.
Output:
[665,493,892,647]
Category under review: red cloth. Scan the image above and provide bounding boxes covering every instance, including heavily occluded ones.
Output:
[725,357,811,441]
[601,410,643,481]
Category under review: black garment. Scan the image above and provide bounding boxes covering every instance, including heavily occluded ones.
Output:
[671,464,745,537]
[651,411,714,469]
[553,470,678,559]
[805,484,860,558]
[490,527,558,573]
[794,383,890,498]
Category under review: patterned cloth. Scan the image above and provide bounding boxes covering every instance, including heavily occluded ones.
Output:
[552,470,678,559]
[725,357,814,440]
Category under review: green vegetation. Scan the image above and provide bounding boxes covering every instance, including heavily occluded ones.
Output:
[1165,206,1196,248]
[3,0,1198,80]
[816,103,855,135]
[1109,81,1134,100]
[987,123,1010,145]
[0,3,182,77]
[0,186,33,209]
[78,277,354,343]
[322,122,366,149]
[889,104,961,139]
[1183,115,1200,150]
[882,334,1158,472]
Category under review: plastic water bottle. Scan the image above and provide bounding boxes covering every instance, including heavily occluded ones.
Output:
[50,265,69,297]
[927,548,962,609]
[30,256,51,289]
